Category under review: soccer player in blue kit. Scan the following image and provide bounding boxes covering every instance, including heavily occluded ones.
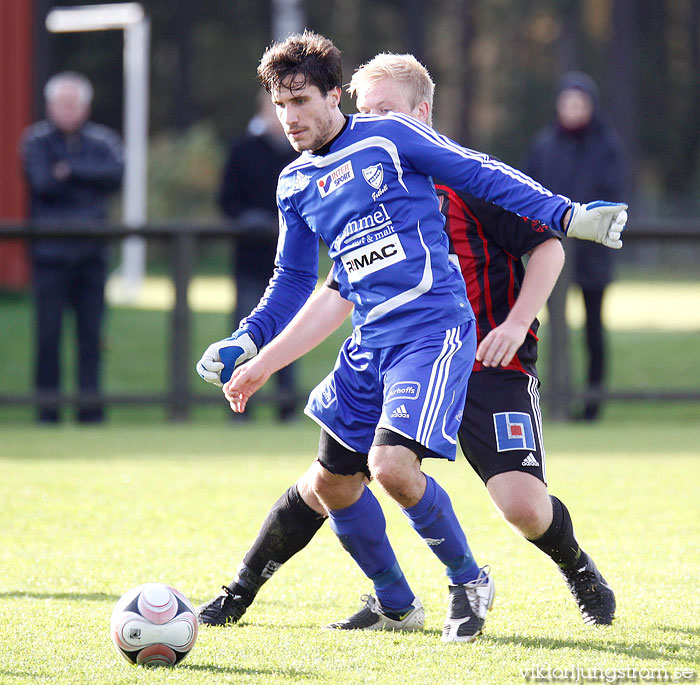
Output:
[197,33,625,641]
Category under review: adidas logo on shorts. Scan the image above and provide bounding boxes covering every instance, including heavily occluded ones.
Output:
[389,404,410,419]
[521,453,540,467]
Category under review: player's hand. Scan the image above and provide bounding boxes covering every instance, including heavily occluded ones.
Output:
[223,357,273,413]
[195,328,258,387]
[476,320,528,368]
[565,201,627,249]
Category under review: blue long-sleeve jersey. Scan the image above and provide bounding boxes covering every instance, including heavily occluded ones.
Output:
[242,112,571,349]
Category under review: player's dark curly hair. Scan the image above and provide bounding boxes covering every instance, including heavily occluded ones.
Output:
[257,30,342,96]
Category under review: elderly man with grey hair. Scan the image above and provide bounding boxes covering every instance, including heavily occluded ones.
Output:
[20,71,124,423]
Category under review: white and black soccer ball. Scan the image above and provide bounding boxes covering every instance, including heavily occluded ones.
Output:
[110,583,198,667]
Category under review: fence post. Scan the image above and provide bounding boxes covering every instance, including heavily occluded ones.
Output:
[546,257,572,421]
[168,229,194,420]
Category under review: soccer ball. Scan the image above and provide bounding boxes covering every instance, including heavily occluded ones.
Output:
[110,583,198,667]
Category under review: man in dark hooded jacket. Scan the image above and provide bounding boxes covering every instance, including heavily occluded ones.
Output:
[525,72,628,420]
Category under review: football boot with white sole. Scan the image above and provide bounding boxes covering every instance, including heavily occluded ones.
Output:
[442,566,495,643]
[324,594,424,631]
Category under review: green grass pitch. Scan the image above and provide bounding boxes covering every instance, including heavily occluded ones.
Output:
[0,420,698,684]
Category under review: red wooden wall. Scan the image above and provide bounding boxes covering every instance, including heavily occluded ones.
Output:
[0,0,33,288]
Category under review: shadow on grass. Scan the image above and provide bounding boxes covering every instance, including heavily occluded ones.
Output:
[0,672,42,681]
[655,623,700,638]
[183,662,316,679]
[0,665,318,681]
[223,619,319,630]
[0,590,120,602]
[483,632,696,664]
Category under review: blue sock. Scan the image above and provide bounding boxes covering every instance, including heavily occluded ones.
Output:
[402,474,480,584]
[328,486,414,611]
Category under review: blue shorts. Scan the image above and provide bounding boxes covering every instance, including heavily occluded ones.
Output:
[305,322,476,460]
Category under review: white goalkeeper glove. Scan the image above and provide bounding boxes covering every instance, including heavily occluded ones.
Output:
[196,328,258,387]
[565,201,628,249]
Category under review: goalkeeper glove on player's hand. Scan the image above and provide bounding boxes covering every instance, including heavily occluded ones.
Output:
[565,201,628,249]
[195,328,258,387]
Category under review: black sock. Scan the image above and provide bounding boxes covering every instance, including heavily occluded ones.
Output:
[528,496,585,570]
[226,484,327,605]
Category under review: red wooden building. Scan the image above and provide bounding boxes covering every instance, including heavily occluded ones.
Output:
[0,0,33,289]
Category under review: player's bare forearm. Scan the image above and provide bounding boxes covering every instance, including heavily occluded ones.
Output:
[223,285,352,412]
[510,237,564,326]
[561,207,571,232]
[477,237,564,367]
[259,284,352,370]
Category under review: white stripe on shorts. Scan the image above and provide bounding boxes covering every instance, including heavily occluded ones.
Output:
[417,326,463,446]
[303,407,357,452]
[526,373,546,482]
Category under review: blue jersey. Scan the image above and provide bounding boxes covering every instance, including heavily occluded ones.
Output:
[242,113,571,349]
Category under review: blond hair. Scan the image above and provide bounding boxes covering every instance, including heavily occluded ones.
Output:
[348,53,435,125]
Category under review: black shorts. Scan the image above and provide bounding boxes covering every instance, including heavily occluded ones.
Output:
[459,369,547,485]
[317,429,370,478]
[316,428,424,478]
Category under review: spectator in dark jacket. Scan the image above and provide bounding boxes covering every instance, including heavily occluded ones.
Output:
[525,72,627,421]
[218,91,300,420]
[20,72,124,423]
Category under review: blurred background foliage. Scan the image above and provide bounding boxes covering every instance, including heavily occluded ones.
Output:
[147,122,223,221]
[33,0,700,222]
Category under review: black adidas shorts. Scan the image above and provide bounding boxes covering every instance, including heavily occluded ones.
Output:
[458,369,547,485]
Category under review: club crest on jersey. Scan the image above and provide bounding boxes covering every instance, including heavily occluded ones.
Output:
[387,381,421,402]
[362,163,384,189]
[493,412,536,452]
[317,161,354,197]
[342,233,406,283]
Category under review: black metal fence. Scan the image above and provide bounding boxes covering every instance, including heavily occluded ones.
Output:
[1,219,699,421]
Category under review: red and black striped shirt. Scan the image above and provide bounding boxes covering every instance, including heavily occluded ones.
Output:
[436,184,561,377]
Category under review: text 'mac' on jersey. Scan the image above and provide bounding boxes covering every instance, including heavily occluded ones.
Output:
[242,112,570,350]
[437,185,562,376]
